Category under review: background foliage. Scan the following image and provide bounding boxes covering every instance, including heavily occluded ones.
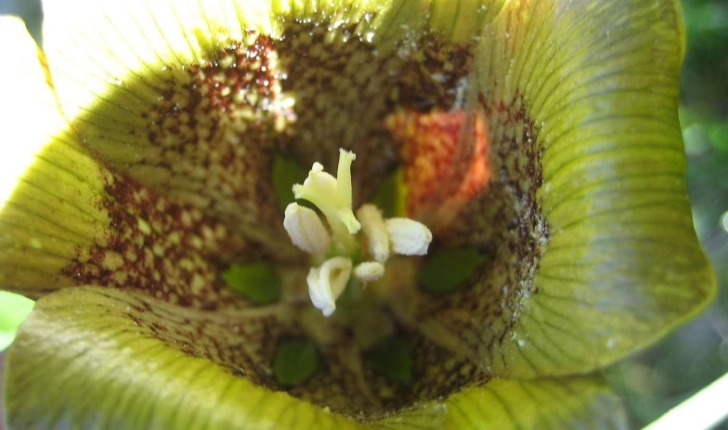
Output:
[0,0,726,428]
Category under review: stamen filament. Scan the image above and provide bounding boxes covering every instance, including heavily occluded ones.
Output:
[357,204,390,263]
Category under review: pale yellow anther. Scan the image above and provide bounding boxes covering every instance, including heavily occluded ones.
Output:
[353,261,385,283]
[386,218,433,256]
[307,257,353,317]
[283,203,331,256]
[356,204,390,263]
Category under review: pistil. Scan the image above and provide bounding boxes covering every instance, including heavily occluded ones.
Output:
[292,150,361,254]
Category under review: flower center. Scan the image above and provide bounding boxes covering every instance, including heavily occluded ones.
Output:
[57,13,550,419]
[284,149,433,316]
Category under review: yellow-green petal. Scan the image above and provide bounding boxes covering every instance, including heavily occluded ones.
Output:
[0,16,112,296]
[40,0,302,260]
[446,376,627,429]
[504,0,713,376]
[4,287,626,429]
[0,16,254,310]
[4,286,448,429]
[410,0,715,378]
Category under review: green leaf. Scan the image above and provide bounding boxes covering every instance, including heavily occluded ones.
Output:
[222,262,281,304]
[370,169,406,218]
[446,376,628,430]
[273,338,319,386]
[0,291,34,351]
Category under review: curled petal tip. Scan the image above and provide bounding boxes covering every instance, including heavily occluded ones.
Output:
[307,257,353,317]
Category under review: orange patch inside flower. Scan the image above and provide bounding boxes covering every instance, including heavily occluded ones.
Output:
[385,109,491,230]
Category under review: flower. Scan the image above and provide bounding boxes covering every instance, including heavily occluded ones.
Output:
[0,0,716,428]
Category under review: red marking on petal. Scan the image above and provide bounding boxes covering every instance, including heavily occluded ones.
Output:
[385,109,491,230]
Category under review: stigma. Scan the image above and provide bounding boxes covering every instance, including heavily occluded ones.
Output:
[283,149,432,316]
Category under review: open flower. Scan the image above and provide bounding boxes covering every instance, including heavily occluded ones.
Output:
[0,0,716,428]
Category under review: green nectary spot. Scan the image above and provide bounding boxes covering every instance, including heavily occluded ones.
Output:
[272,155,308,210]
[419,248,488,294]
[273,338,320,386]
[367,334,413,386]
[221,262,280,304]
[370,168,407,218]
[0,291,35,351]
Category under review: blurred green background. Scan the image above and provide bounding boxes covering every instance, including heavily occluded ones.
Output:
[0,0,726,428]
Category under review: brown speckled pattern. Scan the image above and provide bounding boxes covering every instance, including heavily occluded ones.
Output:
[288,340,379,417]
[62,172,250,310]
[416,95,548,372]
[275,22,474,202]
[128,296,293,386]
[138,33,295,260]
[364,331,487,413]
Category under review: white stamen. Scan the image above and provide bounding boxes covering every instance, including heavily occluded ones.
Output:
[356,204,390,263]
[353,261,385,283]
[283,203,331,256]
[307,257,353,317]
[284,149,438,317]
[386,218,433,256]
